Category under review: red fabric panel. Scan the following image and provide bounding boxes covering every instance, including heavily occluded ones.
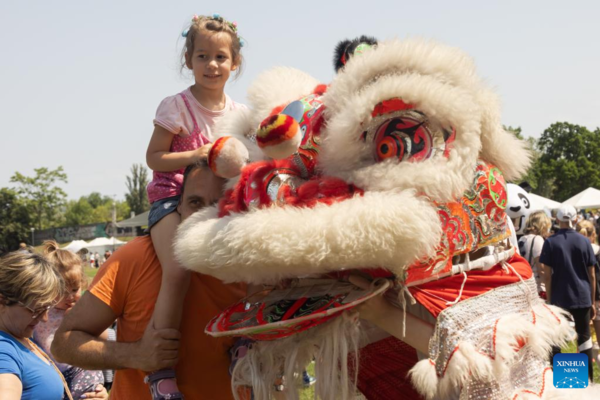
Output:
[350,337,424,400]
[409,253,533,318]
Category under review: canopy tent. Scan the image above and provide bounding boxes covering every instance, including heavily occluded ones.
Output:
[86,237,127,254]
[528,193,562,210]
[116,211,149,228]
[562,187,600,209]
[61,240,89,253]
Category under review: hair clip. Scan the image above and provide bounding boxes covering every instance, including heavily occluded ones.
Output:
[182,28,190,38]
[212,13,221,19]
[192,14,199,22]
[239,38,245,47]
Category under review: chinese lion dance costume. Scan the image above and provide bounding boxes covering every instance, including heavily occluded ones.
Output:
[174,37,599,399]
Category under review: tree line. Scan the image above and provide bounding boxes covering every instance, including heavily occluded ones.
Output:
[509,122,600,202]
[1,164,150,253]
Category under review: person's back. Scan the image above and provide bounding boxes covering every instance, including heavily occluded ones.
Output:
[542,229,594,308]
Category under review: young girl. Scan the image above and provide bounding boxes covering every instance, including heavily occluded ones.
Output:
[145,14,246,400]
[33,241,108,400]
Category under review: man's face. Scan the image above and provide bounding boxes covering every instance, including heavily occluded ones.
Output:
[178,167,224,221]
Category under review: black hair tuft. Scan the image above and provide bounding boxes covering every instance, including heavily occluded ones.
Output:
[333,35,378,72]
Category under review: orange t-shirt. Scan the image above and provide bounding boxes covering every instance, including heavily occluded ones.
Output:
[89,236,247,400]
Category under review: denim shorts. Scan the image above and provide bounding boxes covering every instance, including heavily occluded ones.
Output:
[148,195,180,230]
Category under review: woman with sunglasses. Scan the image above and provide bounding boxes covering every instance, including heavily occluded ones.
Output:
[0,250,106,399]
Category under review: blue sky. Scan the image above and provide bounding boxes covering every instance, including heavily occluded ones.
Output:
[1,1,599,200]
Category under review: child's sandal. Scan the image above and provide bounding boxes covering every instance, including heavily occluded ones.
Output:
[144,369,185,400]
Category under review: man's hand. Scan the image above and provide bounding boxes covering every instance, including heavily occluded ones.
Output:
[132,318,181,372]
[591,305,597,321]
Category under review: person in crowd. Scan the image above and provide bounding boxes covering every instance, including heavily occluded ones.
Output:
[0,250,107,399]
[541,205,596,381]
[143,13,247,399]
[89,253,95,268]
[576,219,600,363]
[33,241,109,400]
[52,162,247,400]
[103,250,111,264]
[94,252,100,269]
[518,210,552,299]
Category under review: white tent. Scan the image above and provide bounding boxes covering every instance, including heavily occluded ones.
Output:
[562,187,600,209]
[61,240,89,253]
[116,211,149,228]
[86,237,127,254]
[528,193,562,210]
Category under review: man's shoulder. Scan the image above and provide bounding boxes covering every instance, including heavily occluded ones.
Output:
[110,236,155,262]
[91,236,159,285]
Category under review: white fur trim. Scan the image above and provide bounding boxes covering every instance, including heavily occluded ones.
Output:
[175,190,441,284]
[477,89,532,181]
[407,359,438,400]
[326,38,482,117]
[211,137,249,178]
[247,67,320,121]
[213,107,266,165]
[321,72,483,201]
[259,127,302,159]
[322,38,531,197]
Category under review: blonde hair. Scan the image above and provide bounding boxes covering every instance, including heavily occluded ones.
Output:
[181,15,244,79]
[0,251,64,307]
[43,240,86,289]
[576,220,597,244]
[523,210,552,237]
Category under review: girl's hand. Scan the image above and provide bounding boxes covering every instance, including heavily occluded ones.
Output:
[80,384,108,399]
[194,143,213,162]
[348,275,393,325]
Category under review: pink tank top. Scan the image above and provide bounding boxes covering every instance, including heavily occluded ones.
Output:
[147,92,236,203]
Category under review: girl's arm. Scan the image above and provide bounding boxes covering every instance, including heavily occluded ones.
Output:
[146,125,211,172]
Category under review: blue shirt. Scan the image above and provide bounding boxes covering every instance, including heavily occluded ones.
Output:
[539,229,596,309]
[0,331,64,400]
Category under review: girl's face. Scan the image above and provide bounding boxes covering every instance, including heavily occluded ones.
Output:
[55,283,81,310]
[0,297,53,339]
[186,31,237,94]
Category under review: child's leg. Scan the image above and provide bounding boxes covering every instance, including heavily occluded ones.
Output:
[147,211,190,399]
[151,211,191,330]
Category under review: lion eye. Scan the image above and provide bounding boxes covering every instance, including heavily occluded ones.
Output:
[365,98,455,164]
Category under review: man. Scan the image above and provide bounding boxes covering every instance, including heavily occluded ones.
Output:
[540,204,596,381]
[52,163,247,399]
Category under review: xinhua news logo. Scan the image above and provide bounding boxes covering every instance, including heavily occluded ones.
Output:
[553,353,589,388]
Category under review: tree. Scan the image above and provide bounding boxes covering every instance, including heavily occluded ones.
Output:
[0,188,33,254]
[125,164,150,215]
[63,198,95,226]
[10,167,68,230]
[535,122,600,202]
[64,196,131,226]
